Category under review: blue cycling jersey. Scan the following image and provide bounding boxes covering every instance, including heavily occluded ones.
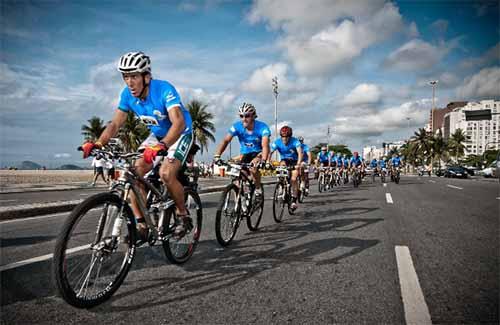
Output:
[228,120,271,155]
[350,156,363,166]
[343,158,349,166]
[391,157,402,166]
[370,159,378,168]
[318,151,330,163]
[336,156,344,167]
[300,143,310,162]
[118,79,192,138]
[378,160,386,168]
[271,137,301,161]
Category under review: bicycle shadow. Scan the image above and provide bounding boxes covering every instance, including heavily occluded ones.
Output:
[100,208,382,313]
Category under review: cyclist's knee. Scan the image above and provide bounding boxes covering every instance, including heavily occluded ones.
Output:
[159,159,181,184]
[134,159,152,177]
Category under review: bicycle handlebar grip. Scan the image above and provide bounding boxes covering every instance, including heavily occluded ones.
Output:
[77,146,83,151]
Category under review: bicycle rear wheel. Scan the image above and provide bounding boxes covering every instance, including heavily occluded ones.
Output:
[246,183,264,231]
[273,182,286,223]
[318,174,324,192]
[53,192,135,308]
[215,184,240,246]
[163,189,203,264]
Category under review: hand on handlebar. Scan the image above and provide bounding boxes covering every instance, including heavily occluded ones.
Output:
[143,142,167,164]
[80,141,102,159]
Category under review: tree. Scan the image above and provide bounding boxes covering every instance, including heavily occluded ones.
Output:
[81,116,105,141]
[448,128,466,163]
[430,129,447,169]
[118,111,149,152]
[410,128,432,164]
[186,99,215,153]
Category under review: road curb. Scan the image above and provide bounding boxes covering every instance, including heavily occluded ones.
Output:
[0,181,277,221]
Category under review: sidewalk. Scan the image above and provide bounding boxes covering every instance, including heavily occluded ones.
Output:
[0,176,277,221]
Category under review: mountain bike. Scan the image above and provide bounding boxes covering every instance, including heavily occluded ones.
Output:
[298,164,309,203]
[351,166,362,188]
[272,166,296,223]
[391,166,401,184]
[214,161,264,247]
[317,166,328,193]
[53,148,203,308]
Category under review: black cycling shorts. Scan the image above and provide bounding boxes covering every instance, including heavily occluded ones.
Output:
[281,159,298,168]
[241,151,260,164]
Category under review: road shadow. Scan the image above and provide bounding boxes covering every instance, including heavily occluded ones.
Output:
[0,235,57,248]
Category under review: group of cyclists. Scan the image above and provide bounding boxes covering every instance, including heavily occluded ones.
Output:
[80,51,404,246]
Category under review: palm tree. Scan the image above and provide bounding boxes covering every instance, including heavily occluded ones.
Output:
[186,99,215,153]
[448,128,466,163]
[411,128,432,164]
[81,116,105,141]
[118,111,149,152]
[430,129,447,170]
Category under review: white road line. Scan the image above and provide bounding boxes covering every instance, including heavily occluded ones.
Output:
[446,184,463,190]
[0,199,17,203]
[428,180,436,183]
[383,183,387,187]
[0,244,90,272]
[496,197,500,200]
[386,193,393,204]
[395,246,432,325]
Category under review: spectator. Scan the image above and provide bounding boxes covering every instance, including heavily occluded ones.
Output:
[91,156,108,186]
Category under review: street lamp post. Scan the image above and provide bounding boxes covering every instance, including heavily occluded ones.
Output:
[272,76,279,161]
[429,80,438,132]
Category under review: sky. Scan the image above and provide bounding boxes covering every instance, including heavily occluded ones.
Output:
[1,0,499,167]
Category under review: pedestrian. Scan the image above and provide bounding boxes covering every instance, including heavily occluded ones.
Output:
[91,156,108,186]
[105,158,115,182]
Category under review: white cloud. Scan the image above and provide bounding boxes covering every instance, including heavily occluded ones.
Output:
[383,39,455,72]
[342,83,382,106]
[456,67,500,99]
[241,62,290,93]
[248,1,404,78]
[460,42,500,69]
[408,22,420,38]
[54,153,72,159]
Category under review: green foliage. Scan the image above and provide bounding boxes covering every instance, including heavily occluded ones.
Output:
[81,116,105,141]
[118,111,149,152]
[187,99,216,153]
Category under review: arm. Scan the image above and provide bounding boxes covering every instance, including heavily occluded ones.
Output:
[308,152,312,164]
[160,106,186,147]
[214,134,233,157]
[261,136,270,161]
[296,146,303,166]
[97,109,128,146]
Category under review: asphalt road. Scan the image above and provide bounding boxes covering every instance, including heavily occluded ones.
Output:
[1,176,498,324]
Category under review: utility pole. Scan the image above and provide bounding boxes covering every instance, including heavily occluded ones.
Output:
[272,76,279,161]
[429,80,438,132]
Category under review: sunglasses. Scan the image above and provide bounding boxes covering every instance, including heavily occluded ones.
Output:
[239,114,253,118]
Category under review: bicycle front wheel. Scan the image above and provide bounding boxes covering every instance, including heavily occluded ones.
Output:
[53,192,136,308]
[273,182,286,223]
[163,189,203,264]
[246,183,264,231]
[215,184,240,246]
[318,174,324,192]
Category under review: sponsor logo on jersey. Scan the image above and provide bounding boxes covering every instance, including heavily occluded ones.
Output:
[153,110,167,120]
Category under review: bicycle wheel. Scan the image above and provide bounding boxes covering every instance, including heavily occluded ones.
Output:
[318,174,324,193]
[163,189,203,264]
[215,184,240,246]
[395,172,400,184]
[272,182,286,223]
[247,183,264,231]
[53,192,136,308]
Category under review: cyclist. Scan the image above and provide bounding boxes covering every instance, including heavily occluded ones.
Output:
[328,150,338,187]
[298,136,312,195]
[81,51,193,243]
[349,151,365,176]
[378,156,387,178]
[268,126,303,211]
[316,146,330,168]
[390,153,403,180]
[213,102,270,204]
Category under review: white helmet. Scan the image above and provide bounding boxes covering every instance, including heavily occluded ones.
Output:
[238,102,257,117]
[117,51,151,74]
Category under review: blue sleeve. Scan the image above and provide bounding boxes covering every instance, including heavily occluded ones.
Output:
[294,139,301,148]
[118,88,130,112]
[228,123,238,137]
[163,84,182,111]
[271,140,277,151]
[261,123,271,138]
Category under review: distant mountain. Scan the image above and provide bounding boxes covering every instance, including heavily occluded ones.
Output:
[19,161,42,170]
[59,164,84,170]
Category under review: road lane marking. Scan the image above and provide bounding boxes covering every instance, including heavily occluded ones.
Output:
[383,183,387,187]
[496,197,500,200]
[395,245,432,325]
[446,184,463,190]
[0,244,90,272]
[0,199,17,203]
[0,211,70,225]
[428,180,436,183]
[386,193,393,204]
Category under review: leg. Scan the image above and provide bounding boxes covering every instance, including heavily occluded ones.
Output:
[129,159,152,221]
[159,159,187,215]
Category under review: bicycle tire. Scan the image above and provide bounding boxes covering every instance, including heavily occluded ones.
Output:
[53,192,136,308]
[163,189,203,264]
[215,184,240,246]
[246,183,264,231]
[273,182,286,223]
[318,174,324,193]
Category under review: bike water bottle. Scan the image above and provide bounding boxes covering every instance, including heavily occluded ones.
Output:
[111,216,124,237]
